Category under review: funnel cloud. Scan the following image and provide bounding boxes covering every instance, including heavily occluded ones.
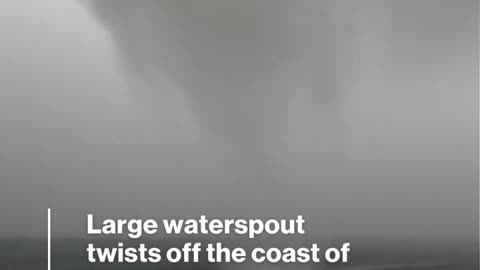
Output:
[0,0,477,245]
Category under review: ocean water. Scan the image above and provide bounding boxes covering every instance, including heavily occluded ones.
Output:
[0,239,477,270]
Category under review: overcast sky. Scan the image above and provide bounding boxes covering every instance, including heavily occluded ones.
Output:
[0,0,477,242]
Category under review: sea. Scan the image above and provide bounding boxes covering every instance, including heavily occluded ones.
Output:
[0,238,477,270]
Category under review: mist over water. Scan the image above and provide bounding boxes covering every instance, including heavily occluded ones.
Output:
[0,0,477,246]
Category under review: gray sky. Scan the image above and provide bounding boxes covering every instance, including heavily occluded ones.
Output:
[0,0,477,242]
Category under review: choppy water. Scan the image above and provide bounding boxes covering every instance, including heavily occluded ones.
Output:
[0,239,476,270]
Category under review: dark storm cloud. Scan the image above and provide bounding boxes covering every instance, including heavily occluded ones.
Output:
[0,0,477,242]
